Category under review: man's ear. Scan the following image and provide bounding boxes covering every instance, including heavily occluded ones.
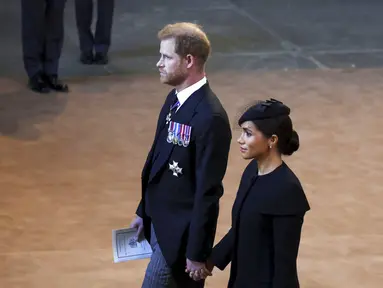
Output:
[185,54,195,69]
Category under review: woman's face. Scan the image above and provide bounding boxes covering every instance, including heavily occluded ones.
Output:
[237,121,270,160]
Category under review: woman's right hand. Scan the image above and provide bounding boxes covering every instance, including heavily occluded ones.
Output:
[190,259,214,281]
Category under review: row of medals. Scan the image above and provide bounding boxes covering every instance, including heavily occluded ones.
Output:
[166,112,190,147]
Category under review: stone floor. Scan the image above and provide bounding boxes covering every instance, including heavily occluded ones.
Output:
[1,0,383,287]
[1,69,382,287]
[3,0,383,79]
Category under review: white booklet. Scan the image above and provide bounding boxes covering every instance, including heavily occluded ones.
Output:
[112,227,152,263]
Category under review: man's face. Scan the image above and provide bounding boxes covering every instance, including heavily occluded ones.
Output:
[156,38,188,86]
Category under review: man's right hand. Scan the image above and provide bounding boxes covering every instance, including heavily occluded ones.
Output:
[129,215,144,241]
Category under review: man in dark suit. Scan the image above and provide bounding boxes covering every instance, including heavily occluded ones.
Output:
[129,22,232,287]
[21,0,69,93]
[74,0,115,65]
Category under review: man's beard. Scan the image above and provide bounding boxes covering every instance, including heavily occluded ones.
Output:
[161,70,186,86]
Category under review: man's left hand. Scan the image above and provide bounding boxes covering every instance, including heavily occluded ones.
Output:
[186,258,205,271]
[185,259,212,281]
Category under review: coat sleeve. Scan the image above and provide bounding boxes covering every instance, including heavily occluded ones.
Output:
[272,214,304,288]
[185,115,232,262]
[209,228,235,270]
[136,200,144,218]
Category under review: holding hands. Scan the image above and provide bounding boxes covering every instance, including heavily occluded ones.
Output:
[185,258,214,281]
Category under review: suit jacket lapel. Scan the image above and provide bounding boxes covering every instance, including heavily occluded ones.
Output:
[148,84,209,183]
[141,89,176,181]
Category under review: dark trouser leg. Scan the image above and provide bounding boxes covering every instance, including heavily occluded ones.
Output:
[94,0,114,54]
[74,0,94,54]
[21,0,46,78]
[43,0,66,76]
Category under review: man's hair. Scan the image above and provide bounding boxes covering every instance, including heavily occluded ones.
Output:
[158,22,211,66]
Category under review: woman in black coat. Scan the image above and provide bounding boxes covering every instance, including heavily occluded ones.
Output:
[187,98,310,287]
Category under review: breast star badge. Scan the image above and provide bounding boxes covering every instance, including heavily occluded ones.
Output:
[169,160,182,177]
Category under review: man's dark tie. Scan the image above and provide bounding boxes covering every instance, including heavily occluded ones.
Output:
[166,97,180,124]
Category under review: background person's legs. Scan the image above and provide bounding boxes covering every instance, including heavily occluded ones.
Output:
[43,0,66,77]
[74,0,94,64]
[21,0,49,93]
[93,0,115,64]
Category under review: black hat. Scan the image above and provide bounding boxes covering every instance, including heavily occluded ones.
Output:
[238,99,292,136]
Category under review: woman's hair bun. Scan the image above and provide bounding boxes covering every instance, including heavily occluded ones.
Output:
[281,130,299,156]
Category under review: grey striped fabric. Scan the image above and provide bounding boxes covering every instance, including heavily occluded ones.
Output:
[141,224,206,288]
[141,224,178,288]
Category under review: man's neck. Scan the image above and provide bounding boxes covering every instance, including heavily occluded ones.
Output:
[176,73,206,92]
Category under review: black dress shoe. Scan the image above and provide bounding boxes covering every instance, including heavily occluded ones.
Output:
[41,74,69,92]
[80,51,94,65]
[28,74,50,93]
[94,52,108,65]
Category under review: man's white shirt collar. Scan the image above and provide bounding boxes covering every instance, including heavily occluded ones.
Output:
[175,76,207,109]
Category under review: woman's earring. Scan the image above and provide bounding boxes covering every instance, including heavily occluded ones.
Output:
[269,145,272,149]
